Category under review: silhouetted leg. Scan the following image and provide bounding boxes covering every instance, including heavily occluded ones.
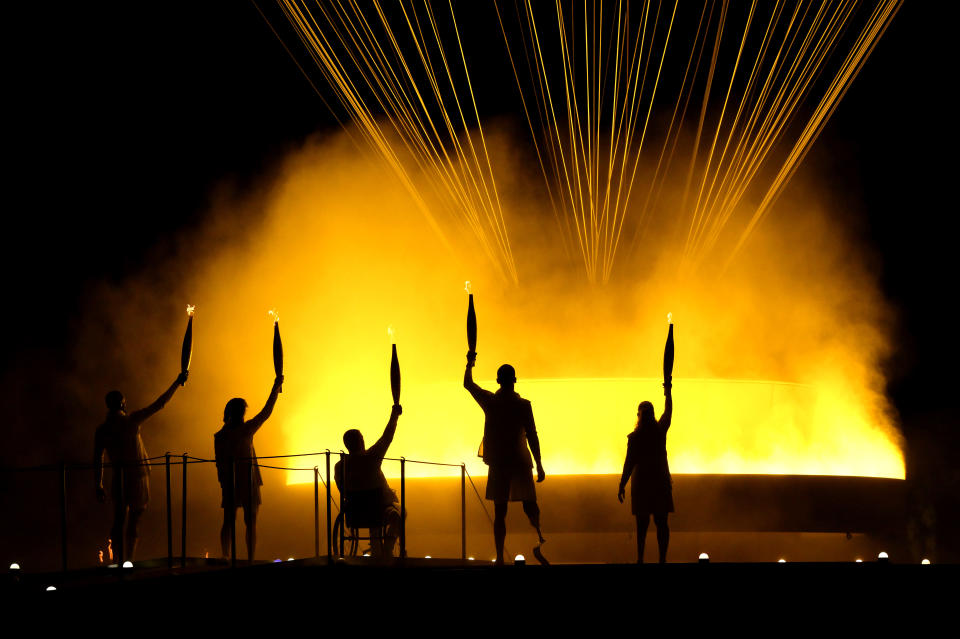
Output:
[243,503,258,562]
[126,507,145,561]
[522,500,545,543]
[653,512,669,563]
[111,502,126,565]
[494,501,508,565]
[635,513,650,564]
[220,508,234,559]
[382,506,401,557]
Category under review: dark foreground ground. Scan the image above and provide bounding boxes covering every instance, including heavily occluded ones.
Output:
[4,556,953,628]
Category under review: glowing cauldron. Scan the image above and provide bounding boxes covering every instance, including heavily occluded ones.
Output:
[285,377,903,483]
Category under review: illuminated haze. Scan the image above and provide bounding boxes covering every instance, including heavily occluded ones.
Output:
[76,125,904,482]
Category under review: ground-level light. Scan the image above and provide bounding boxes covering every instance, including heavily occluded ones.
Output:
[515,554,526,565]
[698,553,710,563]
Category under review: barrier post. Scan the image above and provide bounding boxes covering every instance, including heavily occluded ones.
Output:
[230,457,237,568]
[325,451,332,562]
[180,454,187,567]
[314,466,320,558]
[461,464,467,561]
[400,457,406,560]
[165,453,172,568]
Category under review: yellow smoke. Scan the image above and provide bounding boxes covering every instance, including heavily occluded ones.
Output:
[84,127,903,482]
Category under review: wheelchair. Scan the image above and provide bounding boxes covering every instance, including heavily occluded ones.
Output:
[332,488,401,558]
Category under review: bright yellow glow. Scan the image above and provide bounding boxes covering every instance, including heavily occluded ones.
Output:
[97,129,904,487]
[186,304,195,316]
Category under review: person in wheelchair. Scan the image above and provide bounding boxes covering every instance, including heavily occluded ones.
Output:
[334,403,403,557]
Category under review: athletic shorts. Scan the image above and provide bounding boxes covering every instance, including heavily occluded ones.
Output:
[485,465,536,502]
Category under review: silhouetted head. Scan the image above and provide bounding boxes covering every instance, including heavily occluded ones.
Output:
[223,398,248,424]
[105,391,125,413]
[343,429,364,454]
[636,401,656,430]
[496,364,517,390]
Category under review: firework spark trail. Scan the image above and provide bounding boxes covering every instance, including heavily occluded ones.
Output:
[267,0,901,283]
[275,0,519,284]
[498,0,900,280]
[724,0,903,269]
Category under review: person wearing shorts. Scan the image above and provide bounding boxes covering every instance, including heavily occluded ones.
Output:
[464,352,545,565]
[94,371,188,562]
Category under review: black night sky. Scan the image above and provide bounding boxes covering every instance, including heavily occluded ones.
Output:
[3,2,958,559]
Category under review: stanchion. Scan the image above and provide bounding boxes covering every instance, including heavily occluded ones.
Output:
[400,457,406,561]
[165,453,172,568]
[325,451,332,562]
[339,452,345,557]
[59,462,67,573]
[180,453,187,567]
[461,464,467,561]
[314,466,320,558]
[230,457,237,568]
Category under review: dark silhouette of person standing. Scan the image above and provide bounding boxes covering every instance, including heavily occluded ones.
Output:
[464,352,546,565]
[214,375,283,562]
[94,371,188,562]
[334,404,403,557]
[618,381,673,563]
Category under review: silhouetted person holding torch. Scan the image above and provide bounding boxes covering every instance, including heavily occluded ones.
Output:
[215,375,283,563]
[334,404,403,557]
[464,353,546,565]
[94,372,188,562]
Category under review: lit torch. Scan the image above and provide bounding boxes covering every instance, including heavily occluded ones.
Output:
[663,312,674,386]
[181,305,195,385]
[388,325,400,406]
[466,281,477,356]
[269,309,283,393]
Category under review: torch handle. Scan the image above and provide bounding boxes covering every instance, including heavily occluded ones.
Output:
[390,344,401,406]
[273,321,283,393]
[663,323,674,384]
[467,294,477,354]
[180,316,193,385]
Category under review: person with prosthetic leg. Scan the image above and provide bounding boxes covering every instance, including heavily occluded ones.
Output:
[464,352,548,565]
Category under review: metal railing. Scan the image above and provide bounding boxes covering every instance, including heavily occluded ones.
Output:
[1,450,490,572]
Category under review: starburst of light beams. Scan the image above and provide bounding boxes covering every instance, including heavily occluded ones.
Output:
[262,0,900,283]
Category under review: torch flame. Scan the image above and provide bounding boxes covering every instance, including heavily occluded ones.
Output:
[186,304,195,316]
[667,312,673,324]
[268,308,279,324]
[387,325,395,342]
[98,550,103,564]
[107,538,113,562]
[464,280,472,294]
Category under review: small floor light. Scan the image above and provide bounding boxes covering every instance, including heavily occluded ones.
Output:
[921,558,931,565]
[467,557,475,561]
[698,552,710,564]
[514,554,526,566]
[46,586,57,592]
[878,551,889,563]
[424,555,431,559]
[855,558,863,563]
[121,561,133,569]
[9,563,20,571]
[287,557,294,561]
[778,559,786,563]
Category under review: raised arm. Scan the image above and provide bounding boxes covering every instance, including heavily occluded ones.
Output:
[660,381,673,431]
[94,426,107,502]
[129,372,188,424]
[368,404,402,459]
[463,352,492,407]
[246,376,283,433]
